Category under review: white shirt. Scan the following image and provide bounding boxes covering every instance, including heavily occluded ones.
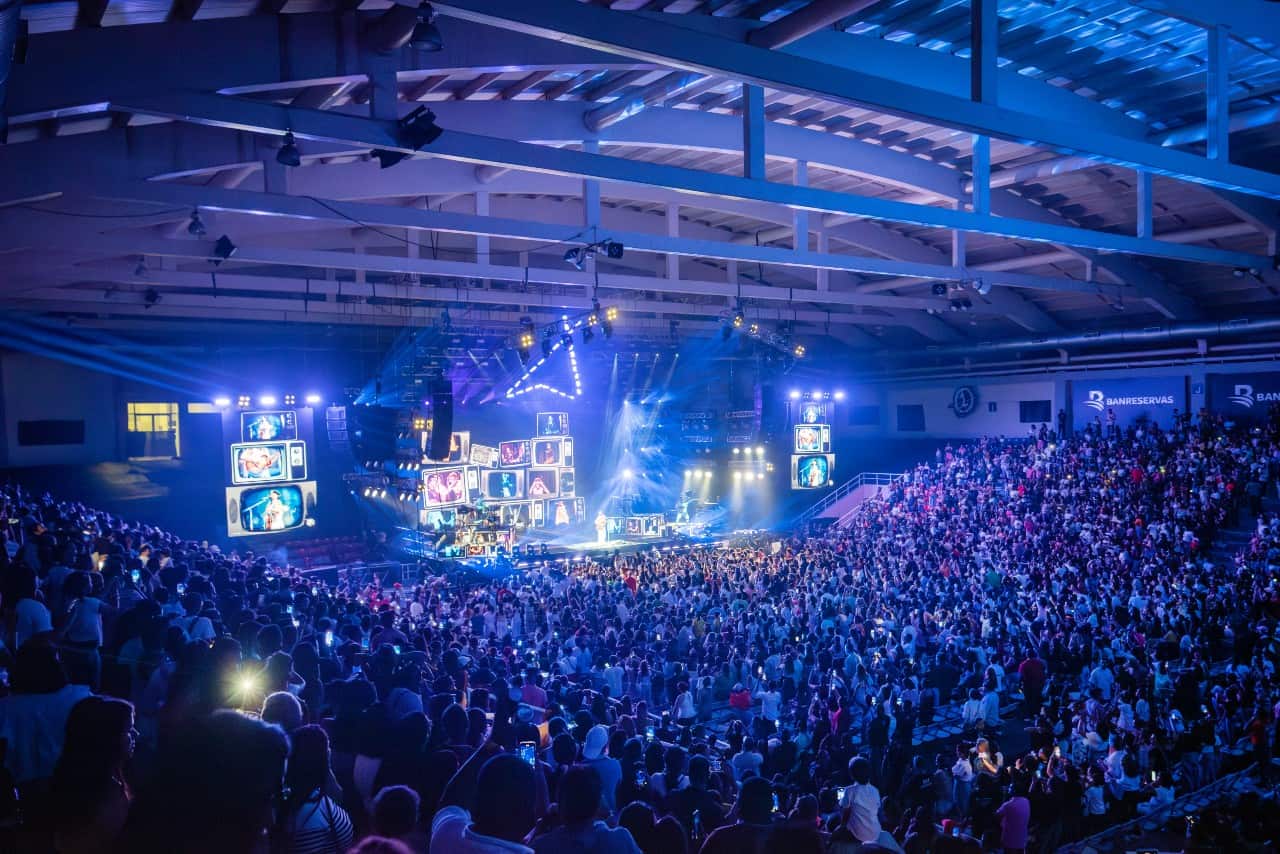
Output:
[845,782,882,843]
[0,684,92,782]
[14,598,52,648]
[430,805,533,854]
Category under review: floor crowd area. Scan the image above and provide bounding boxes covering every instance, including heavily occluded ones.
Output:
[2,409,1280,853]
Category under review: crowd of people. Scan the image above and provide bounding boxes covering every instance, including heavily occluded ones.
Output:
[1,407,1279,853]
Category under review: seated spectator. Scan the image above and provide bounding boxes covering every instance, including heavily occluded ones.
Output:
[0,643,91,784]
[280,725,354,854]
[49,696,136,854]
[532,765,641,853]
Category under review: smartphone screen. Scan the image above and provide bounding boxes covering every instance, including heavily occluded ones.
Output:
[286,605,293,616]
[393,645,402,655]
[351,664,363,678]
[324,630,334,647]
[519,741,536,767]
[771,792,780,814]
[837,786,848,806]
[176,583,185,595]
[130,569,141,584]
[645,726,655,743]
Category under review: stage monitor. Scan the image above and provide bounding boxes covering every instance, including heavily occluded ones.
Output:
[793,424,831,454]
[422,466,468,508]
[791,453,835,489]
[532,438,563,467]
[483,469,524,501]
[536,412,569,436]
[470,443,500,468]
[226,482,316,537]
[499,502,534,528]
[420,508,458,531]
[230,441,308,485]
[499,439,531,467]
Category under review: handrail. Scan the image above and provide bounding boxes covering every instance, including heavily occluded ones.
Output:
[794,470,905,526]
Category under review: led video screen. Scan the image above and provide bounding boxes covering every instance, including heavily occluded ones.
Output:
[470,443,500,468]
[793,424,831,454]
[420,508,458,531]
[226,482,316,537]
[536,412,569,437]
[533,438,562,466]
[526,468,558,499]
[483,470,524,501]
[499,439,531,467]
[544,497,587,528]
[422,466,468,508]
[230,441,308,485]
[241,410,298,442]
[500,502,533,527]
[558,468,575,497]
[797,402,828,425]
[791,454,835,489]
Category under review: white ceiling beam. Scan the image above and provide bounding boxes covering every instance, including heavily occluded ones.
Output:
[432,0,1280,200]
[110,91,1269,272]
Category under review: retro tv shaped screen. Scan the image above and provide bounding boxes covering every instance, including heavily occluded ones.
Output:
[544,497,587,528]
[791,454,835,489]
[230,441,308,485]
[499,440,531,468]
[536,412,569,437]
[483,470,525,501]
[422,467,468,508]
[226,482,316,536]
[532,438,562,467]
[793,425,831,454]
[240,410,299,442]
[526,468,558,499]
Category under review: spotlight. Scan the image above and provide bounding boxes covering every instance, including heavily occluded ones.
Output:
[931,282,948,296]
[371,105,443,169]
[733,471,742,481]
[563,247,586,271]
[813,390,823,399]
[560,331,573,348]
[581,325,594,344]
[755,446,764,456]
[276,131,301,168]
[603,240,624,259]
[305,393,322,405]
[541,329,554,358]
[187,209,206,237]
[622,468,634,479]
[732,309,745,328]
[213,396,231,408]
[789,390,801,400]
[605,306,618,321]
[748,322,759,335]
[973,277,992,296]
[733,447,740,455]
[756,471,765,481]
[833,390,846,401]
[259,394,277,406]
[409,2,443,51]
[684,469,692,478]
[793,343,806,357]
[212,235,237,265]
[283,394,296,406]
[237,395,251,408]
[143,287,161,308]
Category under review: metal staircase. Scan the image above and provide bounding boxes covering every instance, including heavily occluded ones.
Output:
[794,470,904,527]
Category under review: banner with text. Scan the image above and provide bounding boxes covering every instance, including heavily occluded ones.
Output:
[1207,372,1280,422]
[1071,376,1184,430]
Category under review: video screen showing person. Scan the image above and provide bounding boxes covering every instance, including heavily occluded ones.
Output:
[558,468,575,497]
[232,442,285,482]
[792,453,834,489]
[798,402,826,426]
[533,439,562,466]
[501,502,532,528]
[527,468,558,499]
[483,470,524,501]
[241,411,298,442]
[499,440,531,467]
[421,508,457,531]
[230,441,307,485]
[545,497,587,528]
[422,467,468,508]
[794,425,829,454]
[227,483,314,536]
[537,412,569,437]
[447,432,470,464]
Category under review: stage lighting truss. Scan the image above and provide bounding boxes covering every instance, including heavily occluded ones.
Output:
[717,309,804,359]
[503,309,611,400]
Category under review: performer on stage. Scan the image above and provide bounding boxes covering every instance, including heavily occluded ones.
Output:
[262,489,289,530]
[594,510,607,544]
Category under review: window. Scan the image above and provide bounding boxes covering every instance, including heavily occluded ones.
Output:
[187,402,218,414]
[126,402,180,459]
[897,404,926,432]
[848,405,880,427]
[17,420,85,446]
[1019,400,1052,424]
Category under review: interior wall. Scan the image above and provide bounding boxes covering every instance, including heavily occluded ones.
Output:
[0,352,120,467]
